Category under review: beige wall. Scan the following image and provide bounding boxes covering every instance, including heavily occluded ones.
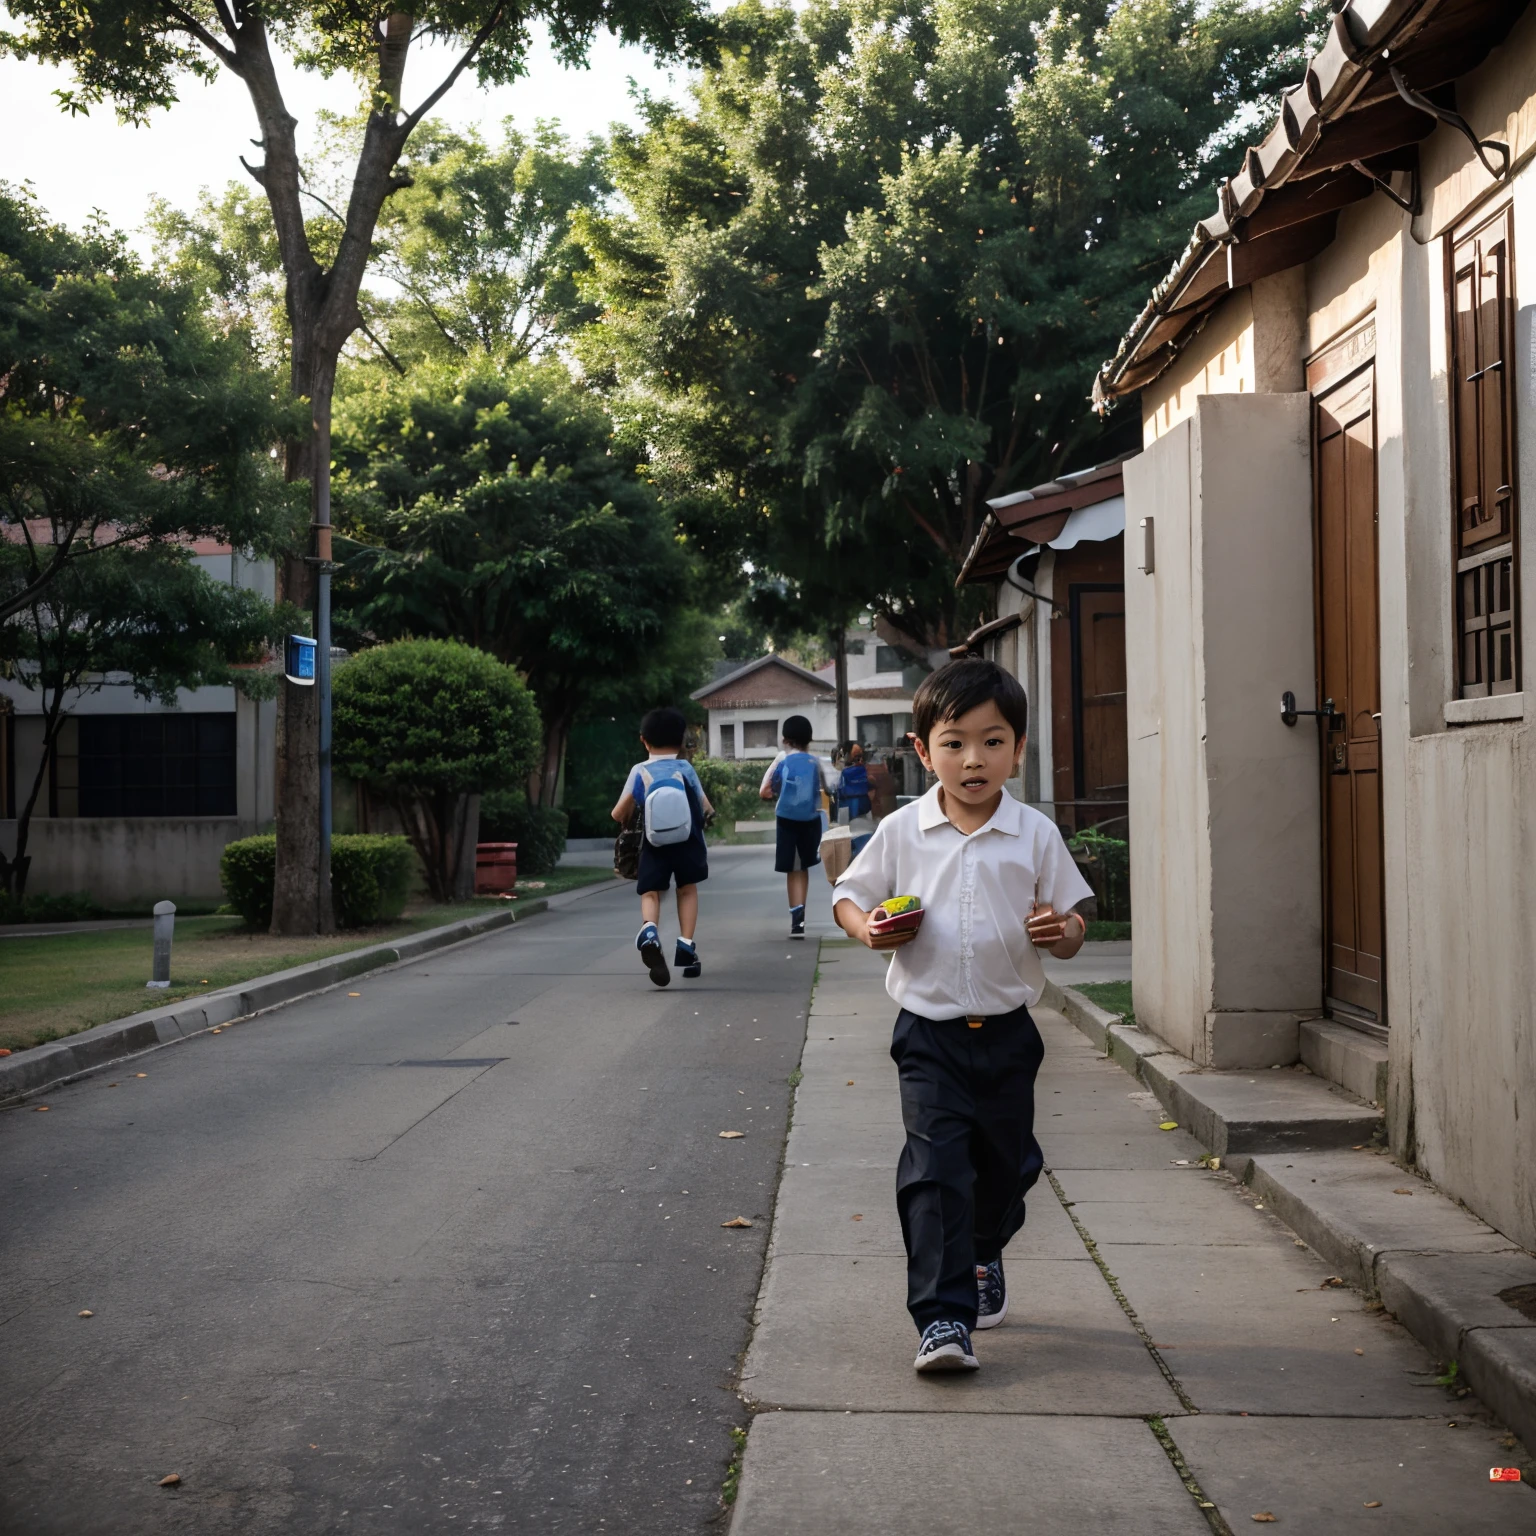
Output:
[1124,397,1320,1066]
[1123,10,1536,1247]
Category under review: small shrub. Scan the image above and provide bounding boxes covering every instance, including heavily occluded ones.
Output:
[220,834,278,928]
[220,832,416,928]
[1067,827,1131,923]
[479,791,569,877]
[331,835,415,926]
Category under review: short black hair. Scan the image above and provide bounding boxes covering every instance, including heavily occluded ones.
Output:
[639,706,687,749]
[911,658,1028,744]
[781,714,813,748]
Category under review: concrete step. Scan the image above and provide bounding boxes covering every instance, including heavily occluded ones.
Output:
[1300,1017,1388,1105]
[1139,1054,1383,1156]
[1244,1152,1536,1451]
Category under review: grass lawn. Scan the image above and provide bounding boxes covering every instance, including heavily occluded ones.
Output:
[1073,980,1132,1021]
[0,867,619,1055]
[1084,920,1131,942]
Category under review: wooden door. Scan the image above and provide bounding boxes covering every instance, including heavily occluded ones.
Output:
[1314,364,1386,1028]
[1072,585,1129,820]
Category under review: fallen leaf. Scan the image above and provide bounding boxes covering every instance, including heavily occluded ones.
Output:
[347,992,361,998]
[211,1029,222,1034]
[1322,1276,1345,1288]
[1392,1188,1413,1196]
[1364,1501,1381,1508]
[78,1310,93,1318]
[35,1106,49,1113]
[847,1080,855,1086]
[159,1474,181,1487]
[0,1048,10,1057]
[1158,1121,1179,1131]
[1354,1347,1364,1356]
[200,979,209,985]
[1252,1516,1276,1524]
[718,1131,745,1139]
[108,1083,118,1088]
[721,1216,753,1228]
[136,1073,147,1079]
[851,1214,863,1221]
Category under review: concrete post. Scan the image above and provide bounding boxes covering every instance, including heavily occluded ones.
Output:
[147,900,175,989]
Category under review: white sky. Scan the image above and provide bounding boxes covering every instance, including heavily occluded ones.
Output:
[0,26,693,248]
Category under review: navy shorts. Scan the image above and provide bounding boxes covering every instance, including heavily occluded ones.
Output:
[637,837,709,894]
[775,816,822,873]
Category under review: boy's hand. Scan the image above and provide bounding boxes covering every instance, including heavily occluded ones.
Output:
[834,898,918,951]
[1028,902,1086,956]
[759,785,775,800]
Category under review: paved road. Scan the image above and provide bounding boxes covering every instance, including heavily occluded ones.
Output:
[0,847,817,1534]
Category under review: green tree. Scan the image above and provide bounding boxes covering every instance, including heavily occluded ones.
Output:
[2,0,715,933]
[576,0,1316,648]
[332,356,700,804]
[0,185,299,625]
[0,546,287,897]
[332,638,542,901]
[371,119,611,366]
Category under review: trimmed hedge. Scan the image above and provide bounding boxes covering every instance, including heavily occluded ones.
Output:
[220,833,416,929]
[479,791,568,877]
[693,757,765,825]
[0,890,100,924]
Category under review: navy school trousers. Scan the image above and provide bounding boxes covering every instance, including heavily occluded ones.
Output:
[890,1002,1045,1331]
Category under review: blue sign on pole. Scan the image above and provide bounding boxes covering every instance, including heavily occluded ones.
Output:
[285,633,317,686]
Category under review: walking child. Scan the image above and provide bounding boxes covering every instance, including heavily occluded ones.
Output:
[837,742,872,820]
[832,657,1091,1372]
[611,706,714,988]
[759,714,825,940]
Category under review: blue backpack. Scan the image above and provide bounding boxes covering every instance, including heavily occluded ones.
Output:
[775,752,821,821]
[638,761,696,847]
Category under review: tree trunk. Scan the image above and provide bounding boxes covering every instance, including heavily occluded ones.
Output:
[533,710,574,808]
[4,683,68,900]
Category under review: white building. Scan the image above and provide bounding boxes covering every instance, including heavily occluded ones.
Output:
[0,541,277,907]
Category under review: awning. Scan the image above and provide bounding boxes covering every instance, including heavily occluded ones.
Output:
[1035,495,1125,552]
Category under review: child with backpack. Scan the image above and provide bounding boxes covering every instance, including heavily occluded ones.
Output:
[758,714,826,940]
[838,742,872,820]
[611,706,714,988]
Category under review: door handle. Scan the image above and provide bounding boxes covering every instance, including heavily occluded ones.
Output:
[1281,691,1336,727]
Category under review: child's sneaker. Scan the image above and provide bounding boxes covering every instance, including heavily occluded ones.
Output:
[789,905,806,940]
[675,938,701,978]
[636,923,670,987]
[913,1319,979,1373]
[975,1259,1008,1329]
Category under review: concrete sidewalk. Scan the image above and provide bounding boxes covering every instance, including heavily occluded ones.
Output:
[730,940,1536,1534]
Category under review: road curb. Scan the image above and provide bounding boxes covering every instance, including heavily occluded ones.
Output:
[0,900,550,1107]
[1042,978,1536,1451]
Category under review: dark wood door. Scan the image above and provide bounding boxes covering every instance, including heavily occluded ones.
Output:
[1072,586,1128,818]
[1314,365,1386,1028]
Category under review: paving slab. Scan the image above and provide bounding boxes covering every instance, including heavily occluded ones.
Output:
[1055,1168,1287,1246]
[1040,1126,1209,1169]
[731,1411,1207,1535]
[1169,1414,1536,1534]
[767,1163,1089,1262]
[1095,1242,1447,1416]
[743,1252,1181,1416]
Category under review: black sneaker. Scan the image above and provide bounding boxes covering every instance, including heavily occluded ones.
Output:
[913,1319,979,1373]
[975,1259,1008,1329]
[789,905,806,940]
[675,938,701,979]
[636,924,670,987]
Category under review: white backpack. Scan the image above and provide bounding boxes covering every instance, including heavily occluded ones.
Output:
[642,766,694,847]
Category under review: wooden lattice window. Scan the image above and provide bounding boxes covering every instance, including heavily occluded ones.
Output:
[1448,206,1520,698]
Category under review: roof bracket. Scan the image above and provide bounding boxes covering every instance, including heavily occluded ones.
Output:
[1349,159,1419,216]
[1389,65,1510,183]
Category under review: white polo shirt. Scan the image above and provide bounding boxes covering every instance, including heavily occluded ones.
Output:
[833,785,1093,1018]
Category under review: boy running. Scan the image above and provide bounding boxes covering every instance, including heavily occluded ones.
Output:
[611,706,714,987]
[832,658,1091,1373]
[759,714,825,940]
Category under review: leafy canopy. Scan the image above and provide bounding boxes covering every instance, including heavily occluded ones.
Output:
[576,0,1317,645]
[0,184,301,623]
[332,356,698,745]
